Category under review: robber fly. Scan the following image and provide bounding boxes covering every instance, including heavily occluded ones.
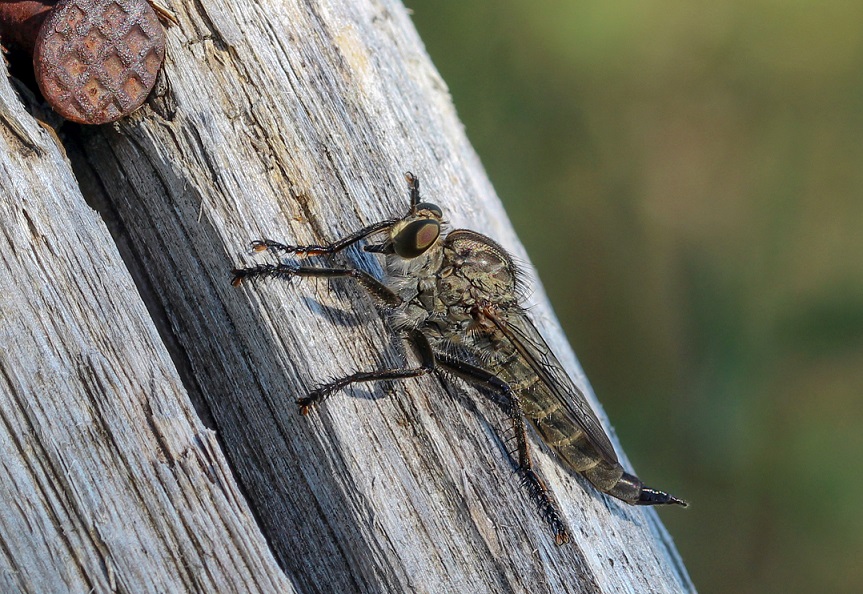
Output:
[231,173,687,544]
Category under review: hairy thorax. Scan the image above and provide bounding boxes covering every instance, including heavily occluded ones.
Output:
[386,230,520,358]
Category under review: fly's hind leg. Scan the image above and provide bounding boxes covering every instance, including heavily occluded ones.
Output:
[297,330,435,414]
[436,353,570,545]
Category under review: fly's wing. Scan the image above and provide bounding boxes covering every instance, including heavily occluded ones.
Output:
[484,306,619,466]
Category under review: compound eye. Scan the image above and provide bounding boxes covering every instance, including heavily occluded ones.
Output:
[393,219,441,258]
[415,202,443,219]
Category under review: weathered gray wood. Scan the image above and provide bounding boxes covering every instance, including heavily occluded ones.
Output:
[0,65,293,592]
[2,0,695,592]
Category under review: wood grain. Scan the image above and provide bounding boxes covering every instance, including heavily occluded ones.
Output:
[1,0,695,592]
[0,61,292,593]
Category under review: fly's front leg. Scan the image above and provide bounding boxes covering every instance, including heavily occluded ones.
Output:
[435,353,570,545]
[297,330,435,415]
[250,219,399,256]
[405,172,421,208]
[230,263,402,308]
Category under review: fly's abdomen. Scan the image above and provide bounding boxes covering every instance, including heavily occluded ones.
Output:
[499,364,625,490]
[467,327,686,507]
[516,376,682,504]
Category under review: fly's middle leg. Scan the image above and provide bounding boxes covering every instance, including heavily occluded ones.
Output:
[231,263,403,308]
[296,330,435,414]
[436,353,570,545]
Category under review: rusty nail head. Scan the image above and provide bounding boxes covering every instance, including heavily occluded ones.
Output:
[1,0,166,125]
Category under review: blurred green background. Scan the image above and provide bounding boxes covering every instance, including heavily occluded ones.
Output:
[408,2,863,593]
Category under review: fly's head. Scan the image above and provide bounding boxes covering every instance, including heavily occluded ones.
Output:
[390,201,443,258]
[366,172,444,260]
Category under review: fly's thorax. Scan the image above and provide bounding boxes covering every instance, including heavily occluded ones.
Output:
[437,230,519,309]
[383,245,442,288]
[381,229,519,347]
[382,245,444,331]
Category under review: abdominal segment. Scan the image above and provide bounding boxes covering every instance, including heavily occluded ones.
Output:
[510,370,630,497]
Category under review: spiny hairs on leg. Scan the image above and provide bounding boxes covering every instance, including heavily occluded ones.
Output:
[231,263,298,287]
[296,379,346,415]
[502,431,521,461]
[250,239,328,255]
[518,468,570,545]
[497,386,571,545]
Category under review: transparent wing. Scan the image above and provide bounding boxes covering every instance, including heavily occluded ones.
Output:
[484,306,619,465]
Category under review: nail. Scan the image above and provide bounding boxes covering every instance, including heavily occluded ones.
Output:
[0,1,57,53]
[1,0,166,125]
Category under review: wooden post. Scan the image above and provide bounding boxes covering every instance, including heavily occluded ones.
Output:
[0,1,695,592]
